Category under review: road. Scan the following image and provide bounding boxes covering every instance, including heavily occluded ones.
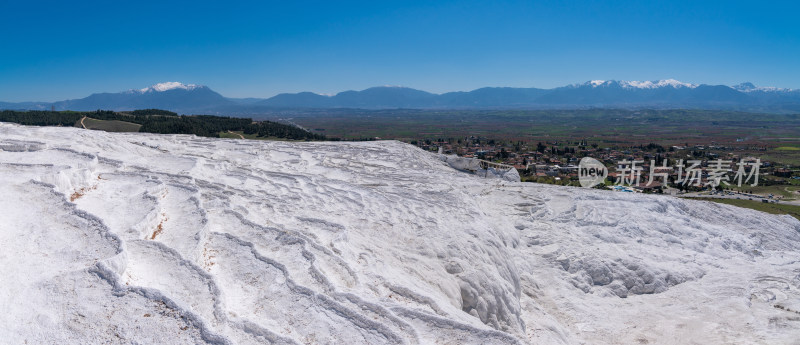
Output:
[681,190,800,205]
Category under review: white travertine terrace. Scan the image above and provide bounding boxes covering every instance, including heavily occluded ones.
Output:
[1,123,798,344]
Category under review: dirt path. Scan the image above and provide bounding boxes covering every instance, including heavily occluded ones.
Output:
[80,116,87,129]
[227,130,244,139]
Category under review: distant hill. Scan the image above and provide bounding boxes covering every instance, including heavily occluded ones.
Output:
[53,82,233,113]
[2,80,799,114]
[255,80,800,112]
[437,87,550,107]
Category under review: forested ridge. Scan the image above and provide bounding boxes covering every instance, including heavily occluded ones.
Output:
[0,109,327,140]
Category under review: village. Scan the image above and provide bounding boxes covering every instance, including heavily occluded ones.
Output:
[412,136,799,198]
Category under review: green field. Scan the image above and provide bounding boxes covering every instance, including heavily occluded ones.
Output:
[270,109,800,147]
[691,197,800,221]
[737,185,800,199]
[78,117,142,132]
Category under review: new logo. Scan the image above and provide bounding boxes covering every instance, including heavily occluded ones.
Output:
[578,157,608,187]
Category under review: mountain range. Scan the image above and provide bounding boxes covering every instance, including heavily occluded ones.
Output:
[3,80,799,114]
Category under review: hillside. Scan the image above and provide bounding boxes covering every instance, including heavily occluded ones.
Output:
[1,123,799,344]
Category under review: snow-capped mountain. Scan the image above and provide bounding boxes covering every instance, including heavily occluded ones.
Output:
[733,81,794,93]
[2,80,800,113]
[138,81,204,93]
[533,79,749,107]
[2,123,799,344]
[584,79,698,89]
[44,82,232,113]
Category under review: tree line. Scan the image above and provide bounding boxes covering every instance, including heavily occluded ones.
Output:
[0,110,83,127]
[0,109,327,141]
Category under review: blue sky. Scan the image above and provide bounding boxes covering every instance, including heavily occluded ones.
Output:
[1,0,798,101]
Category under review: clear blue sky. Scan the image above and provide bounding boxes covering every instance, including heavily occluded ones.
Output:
[1,0,798,101]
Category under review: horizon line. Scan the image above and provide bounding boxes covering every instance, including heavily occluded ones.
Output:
[3,79,796,103]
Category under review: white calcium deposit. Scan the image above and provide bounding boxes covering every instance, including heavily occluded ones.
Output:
[1,123,799,344]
